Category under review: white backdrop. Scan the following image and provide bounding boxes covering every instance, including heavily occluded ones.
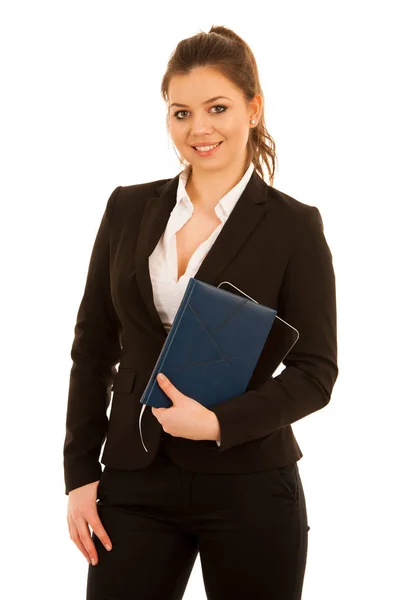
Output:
[1,1,399,598]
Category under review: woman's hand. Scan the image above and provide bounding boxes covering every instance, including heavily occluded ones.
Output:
[152,373,221,441]
[67,480,112,566]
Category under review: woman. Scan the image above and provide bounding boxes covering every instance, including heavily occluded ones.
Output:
[64,25,338,600]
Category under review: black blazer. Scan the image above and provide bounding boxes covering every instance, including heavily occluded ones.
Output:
[63,168,338,495]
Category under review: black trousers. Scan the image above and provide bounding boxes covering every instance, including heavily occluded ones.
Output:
[87,443,310,600]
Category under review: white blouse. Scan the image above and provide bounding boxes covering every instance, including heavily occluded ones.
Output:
[148,161,255,447]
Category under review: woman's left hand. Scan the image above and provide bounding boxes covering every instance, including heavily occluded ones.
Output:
[151,373,220,441]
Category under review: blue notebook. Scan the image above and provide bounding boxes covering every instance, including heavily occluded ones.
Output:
[138,278,282,451]
[140,278,278,409]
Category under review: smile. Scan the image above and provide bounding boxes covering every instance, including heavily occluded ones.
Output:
[192,141,223,156]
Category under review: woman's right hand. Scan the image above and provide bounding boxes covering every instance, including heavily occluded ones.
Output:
[67,480,113,566]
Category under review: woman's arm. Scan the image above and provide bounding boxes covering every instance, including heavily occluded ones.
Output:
[63,186,122,494]
[209,205,339,451]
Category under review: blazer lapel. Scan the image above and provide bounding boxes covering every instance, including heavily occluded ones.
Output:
[135,167,270,340]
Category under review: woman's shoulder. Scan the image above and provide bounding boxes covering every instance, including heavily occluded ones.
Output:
[122,175,173,191]
[268,184,318,218]
[265,184,324,242]
[109,175,174,216]
[118,175,173,198]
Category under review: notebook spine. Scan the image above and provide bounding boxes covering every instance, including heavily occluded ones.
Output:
[140,277,197,406]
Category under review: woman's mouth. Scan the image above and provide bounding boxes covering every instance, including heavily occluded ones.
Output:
[191,141,223,156]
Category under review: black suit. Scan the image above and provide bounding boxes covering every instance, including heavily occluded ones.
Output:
[63,168,338,496]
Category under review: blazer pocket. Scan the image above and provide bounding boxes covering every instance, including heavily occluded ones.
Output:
[276,463,299,502]
[111,369,136,393]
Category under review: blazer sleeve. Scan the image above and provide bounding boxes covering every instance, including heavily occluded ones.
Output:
[209,205,339,452]
[63,186,122,495]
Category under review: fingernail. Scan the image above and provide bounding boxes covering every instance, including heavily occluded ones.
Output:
[105,544,112,551]
[91,557,96,565]
[158,373,166,382]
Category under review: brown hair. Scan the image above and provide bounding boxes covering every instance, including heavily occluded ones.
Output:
[161,25,277,186]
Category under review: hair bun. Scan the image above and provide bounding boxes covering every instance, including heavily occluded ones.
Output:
[209,25,245,47]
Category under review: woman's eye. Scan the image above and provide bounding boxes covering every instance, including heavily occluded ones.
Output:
[173,105,227,120]
[174,110,189,119]
[210,105,227,115]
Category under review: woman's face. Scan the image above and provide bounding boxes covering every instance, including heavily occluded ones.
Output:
[168,67,260,174]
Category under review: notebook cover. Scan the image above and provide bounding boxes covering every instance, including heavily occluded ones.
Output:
[139,278,278,410]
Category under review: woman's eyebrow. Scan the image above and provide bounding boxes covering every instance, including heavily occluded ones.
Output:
[170,95,232,108]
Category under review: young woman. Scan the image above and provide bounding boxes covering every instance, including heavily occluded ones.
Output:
[64,25,338,600]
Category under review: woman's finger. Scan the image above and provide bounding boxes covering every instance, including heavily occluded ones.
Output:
[90,510,113,554]
[74,514,99,565]
[67,515,92,564]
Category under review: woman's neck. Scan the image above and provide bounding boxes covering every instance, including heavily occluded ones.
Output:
[185,157,251,212]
